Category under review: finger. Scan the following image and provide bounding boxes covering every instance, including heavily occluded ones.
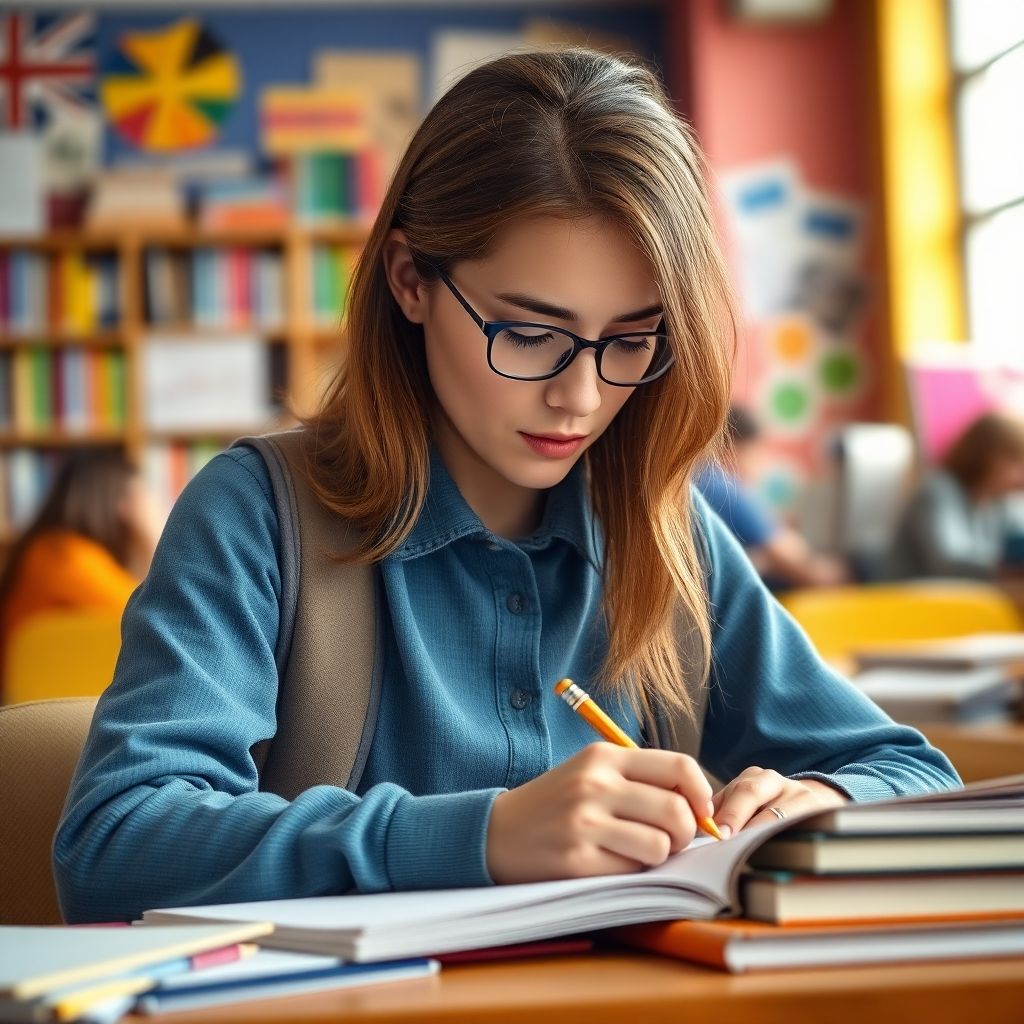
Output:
[597,817,675,868]
[714,769,788,838]
[609,780,697,853]
[615,749,714,825]
[565,842,648,878]
[745,790,819,831]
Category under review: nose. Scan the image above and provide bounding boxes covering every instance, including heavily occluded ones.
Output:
[543,348,602,419]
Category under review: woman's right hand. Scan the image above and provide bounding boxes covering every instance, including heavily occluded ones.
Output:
[485,743,714,884]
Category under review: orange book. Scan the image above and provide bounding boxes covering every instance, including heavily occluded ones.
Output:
[608,912,1024,973]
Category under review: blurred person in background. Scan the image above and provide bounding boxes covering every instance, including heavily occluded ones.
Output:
[886,412,1024,580]
[696,405,849,589]
[0,448,165,663]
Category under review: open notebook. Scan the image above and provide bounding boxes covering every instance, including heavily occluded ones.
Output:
[141,774,1024,962]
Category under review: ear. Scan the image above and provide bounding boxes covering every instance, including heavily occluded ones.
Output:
[382,229,430,325]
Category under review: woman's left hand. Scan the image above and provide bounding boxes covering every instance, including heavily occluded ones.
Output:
[712,768,848,840]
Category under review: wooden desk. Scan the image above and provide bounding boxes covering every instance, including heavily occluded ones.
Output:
[922,720,1024,782]
[138,950,1024,1024]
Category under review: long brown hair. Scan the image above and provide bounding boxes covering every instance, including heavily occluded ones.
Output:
[943,412,1024,492]
[0,448,137,609]
[302,48,737,724]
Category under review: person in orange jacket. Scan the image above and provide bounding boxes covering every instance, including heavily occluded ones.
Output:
[0,448,165,669]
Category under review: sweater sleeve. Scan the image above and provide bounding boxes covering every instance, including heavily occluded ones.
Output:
[53,448,499,925]
[693,490,963,802]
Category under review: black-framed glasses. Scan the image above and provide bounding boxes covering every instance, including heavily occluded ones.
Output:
[435,268,675,387]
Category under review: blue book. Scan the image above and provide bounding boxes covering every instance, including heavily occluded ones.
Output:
[134,950,438,1015]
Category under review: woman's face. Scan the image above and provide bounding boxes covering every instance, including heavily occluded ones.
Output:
[400,215,662,530]
[986,454,1024,497]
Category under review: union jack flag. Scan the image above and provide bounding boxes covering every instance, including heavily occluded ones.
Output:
[0,11,96,129]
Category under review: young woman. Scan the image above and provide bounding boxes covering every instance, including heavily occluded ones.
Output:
[887,412,1024,579]
[0,448,162,686]
[54,49,958,923]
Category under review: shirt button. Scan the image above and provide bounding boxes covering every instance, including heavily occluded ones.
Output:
[510,688,531,710]
[506,592,527,614]
[486,542,501,551]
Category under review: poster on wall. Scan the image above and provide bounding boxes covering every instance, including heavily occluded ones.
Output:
[100,17,241,152]
[719,158,872,512]
[430,30,527,105]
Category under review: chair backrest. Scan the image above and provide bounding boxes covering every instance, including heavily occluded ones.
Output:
[0,697,97,924]
[836,422,916,576]
[3,611,121,705]
[780,581,1023,665]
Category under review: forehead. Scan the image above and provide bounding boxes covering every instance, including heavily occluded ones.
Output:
[467,214,660,315]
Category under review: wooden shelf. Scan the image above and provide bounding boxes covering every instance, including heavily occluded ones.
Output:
[0,331,123,349]
[144,424,291,442]
[0,430,126,447]
[0,219,370,529]
[142,324,289,341]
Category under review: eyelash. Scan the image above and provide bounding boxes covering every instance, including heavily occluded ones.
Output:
[505,331,653,352]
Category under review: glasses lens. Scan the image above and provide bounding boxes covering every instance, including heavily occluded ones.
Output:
[600,334,673,385]
[491,326,576,379]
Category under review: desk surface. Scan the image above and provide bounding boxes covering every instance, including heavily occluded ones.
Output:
[137,950,1024,1024]
[921,719,1024,783]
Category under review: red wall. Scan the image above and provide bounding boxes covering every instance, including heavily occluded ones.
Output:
[667,0,886,471]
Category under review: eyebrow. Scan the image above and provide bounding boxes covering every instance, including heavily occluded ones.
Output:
[493,291,664,325]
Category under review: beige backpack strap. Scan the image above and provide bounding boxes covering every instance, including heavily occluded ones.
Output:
[231,430,382,800]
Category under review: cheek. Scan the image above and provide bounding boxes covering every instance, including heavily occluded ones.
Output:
[423,324,521,426]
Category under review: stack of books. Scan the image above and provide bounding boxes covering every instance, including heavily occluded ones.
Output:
[849,632,1024,725]
[0,923,438,1022]
[139,775,1024,975]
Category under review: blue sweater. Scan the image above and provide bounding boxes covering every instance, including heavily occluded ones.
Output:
[54,446,961,922]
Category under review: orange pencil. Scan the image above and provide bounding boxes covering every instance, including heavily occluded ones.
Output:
[554,678,723,841]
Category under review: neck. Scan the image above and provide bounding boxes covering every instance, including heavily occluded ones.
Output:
[432,416,544,539]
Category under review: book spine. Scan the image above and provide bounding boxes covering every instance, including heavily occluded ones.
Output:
[0,249,9,332]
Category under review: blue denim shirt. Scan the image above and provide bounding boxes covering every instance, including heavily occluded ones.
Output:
[54,445,961,922]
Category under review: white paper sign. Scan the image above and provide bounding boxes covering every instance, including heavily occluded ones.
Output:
[142,334,271,431]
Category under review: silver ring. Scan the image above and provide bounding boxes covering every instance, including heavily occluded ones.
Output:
[768,806,786,821]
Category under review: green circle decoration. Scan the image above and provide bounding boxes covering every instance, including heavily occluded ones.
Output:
[820,350,860,394]
[770,381,810,423]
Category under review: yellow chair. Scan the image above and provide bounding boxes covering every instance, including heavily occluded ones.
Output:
[0,697,97,924]
[779,581,1023,666]
[3,611,122,705]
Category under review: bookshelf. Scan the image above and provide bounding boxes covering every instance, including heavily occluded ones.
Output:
[0,222,367,540]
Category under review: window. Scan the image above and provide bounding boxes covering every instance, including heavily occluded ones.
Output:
[950,0,1024,358]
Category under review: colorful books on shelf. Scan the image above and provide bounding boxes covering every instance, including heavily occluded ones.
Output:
[311,243,359,326]
[1,449,60,531]
[197,178,290,231]
[141,775,1024,963]
[144,440,225,511]
[145,247,284,331]
[292,152,381,224]
[2,348,126,434]
[0,249,119,337]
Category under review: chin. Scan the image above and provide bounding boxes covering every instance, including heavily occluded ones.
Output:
[502,451,581,490]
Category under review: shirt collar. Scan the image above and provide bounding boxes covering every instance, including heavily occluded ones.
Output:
[390,446,599,566]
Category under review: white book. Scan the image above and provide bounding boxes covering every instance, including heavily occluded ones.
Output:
[856,632,1024,671]
[850,665,1020,723]
[142,775,1024,961]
